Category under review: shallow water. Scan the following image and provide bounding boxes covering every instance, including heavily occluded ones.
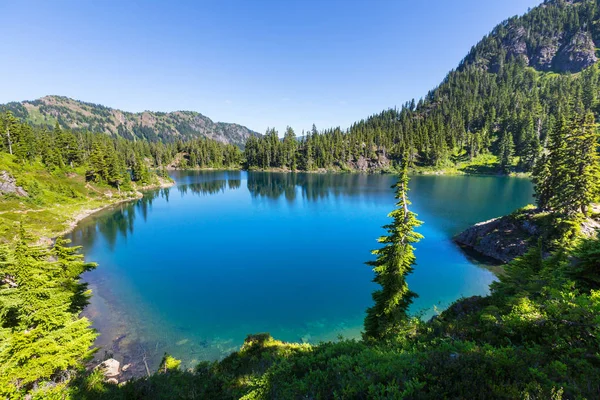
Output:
[69,171,533,374]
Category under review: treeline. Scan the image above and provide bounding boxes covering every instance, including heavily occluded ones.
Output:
[1,112,158,189]
[244,61,600,173]
[0,113,243,188]
[174,138,242,169]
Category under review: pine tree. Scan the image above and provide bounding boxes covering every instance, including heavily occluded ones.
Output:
[567,111,600,215]
[364,157,423,340]
[86,142,107,183]
[533,153,552,210]
[132,154,150,184]
[52,237,97,313]
[544,115,570,213]
[0,226,97,396]
[498,130,515,172]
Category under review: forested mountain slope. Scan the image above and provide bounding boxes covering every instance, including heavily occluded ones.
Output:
[246,0,600,173]
[0,95,258,147]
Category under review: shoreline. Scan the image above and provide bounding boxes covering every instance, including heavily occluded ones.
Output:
[53,179,175,240]
[168,166,531,178]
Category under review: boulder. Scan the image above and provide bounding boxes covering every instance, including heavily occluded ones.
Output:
[97,358,120,378]
[0,171,28,197]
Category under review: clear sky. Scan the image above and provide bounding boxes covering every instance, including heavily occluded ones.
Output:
[0,0,541,135]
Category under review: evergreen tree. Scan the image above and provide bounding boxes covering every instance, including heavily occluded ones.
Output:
[0,226,96,397]
[498,130,515,172]
[86,141,107,183]
[364,157,423,340]
[566,111,600,215]
[132,154,150,184]
[52,237,97,313]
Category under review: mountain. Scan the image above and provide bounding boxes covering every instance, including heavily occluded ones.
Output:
[462,0,600,73]
[244,0,600,173]
[345,0,600,170]
[0,95,258,147]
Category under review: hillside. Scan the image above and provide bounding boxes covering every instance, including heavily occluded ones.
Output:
[245,0,600,173]
[0,95,258,147]
[349,0,600,169]
[461,0,600,73]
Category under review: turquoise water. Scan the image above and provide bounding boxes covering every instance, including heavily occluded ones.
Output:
[69,171,533,375]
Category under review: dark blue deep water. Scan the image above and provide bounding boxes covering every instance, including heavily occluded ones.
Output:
[68,171,533,372]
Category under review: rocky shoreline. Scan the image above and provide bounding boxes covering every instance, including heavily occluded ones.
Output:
[455,206,600,264]
[454,213,537,264]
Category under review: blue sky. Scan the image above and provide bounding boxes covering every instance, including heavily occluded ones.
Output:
[0,0,541,135]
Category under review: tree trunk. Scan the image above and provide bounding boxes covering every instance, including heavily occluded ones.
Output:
[6,126,12,155]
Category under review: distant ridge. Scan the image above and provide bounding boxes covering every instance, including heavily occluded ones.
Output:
[0,95,259,147]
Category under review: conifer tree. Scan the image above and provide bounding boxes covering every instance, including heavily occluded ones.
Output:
[86,141,107,183]
[566,111,599,215]
[498,130,515,172]
[0,226,96,397]
[132,154,150,184]
[364,157,423,340]
[52,237,97,313]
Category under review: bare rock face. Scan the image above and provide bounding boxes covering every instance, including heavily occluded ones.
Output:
[553,31,598,73]
[503,26,529,64]
[531,37,561,71]
[348,151,390,172]
[0,171,28,197]
[97,358,120,378]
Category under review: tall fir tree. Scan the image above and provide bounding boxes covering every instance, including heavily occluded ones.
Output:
[364,157,423,340]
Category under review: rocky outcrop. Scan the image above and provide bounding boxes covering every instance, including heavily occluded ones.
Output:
[503,26,529,64]
[454,212,540,264]
[455,206,600,264]
[0,171,28,197]
[348,151,391,172]
[460,0,600,75]
[531,37,561,71]
[553,31,598,72]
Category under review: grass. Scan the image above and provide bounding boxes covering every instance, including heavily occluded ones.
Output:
[413,153,531,177]
[0,153,157,242]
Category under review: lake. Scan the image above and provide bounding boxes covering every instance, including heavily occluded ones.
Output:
[68,171,534,375]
